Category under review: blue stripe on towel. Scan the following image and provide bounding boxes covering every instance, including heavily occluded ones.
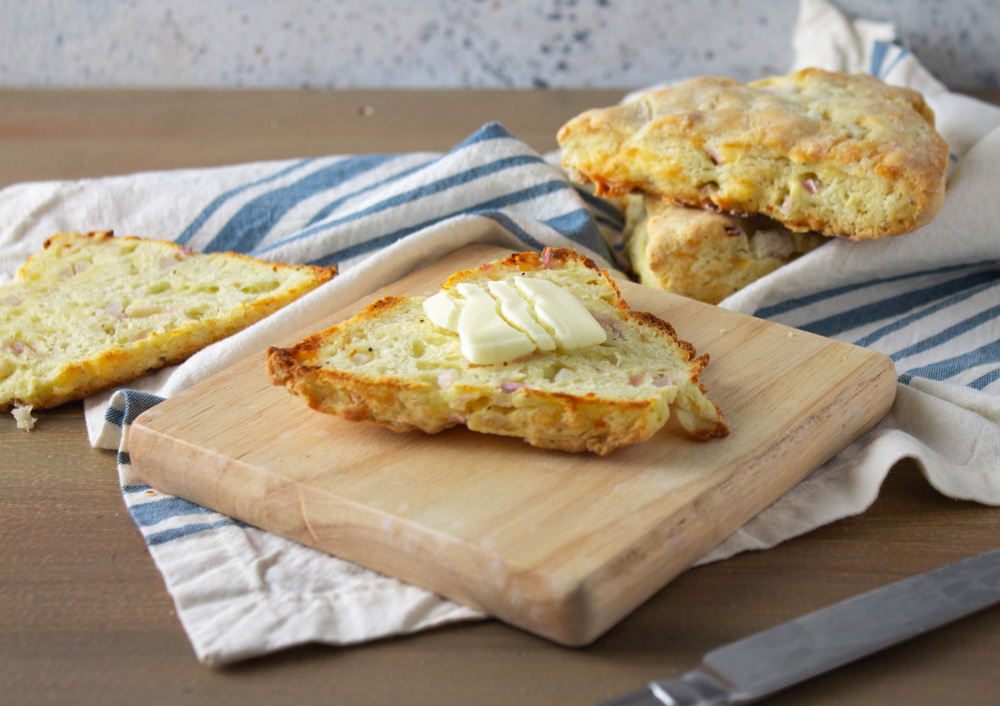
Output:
[882,46,910,78]
[889,302,1000,362]
[901,336,1000,383]
[478,210,547,252]
[969,368,1000,390]
[176,159,316,246]
[259,156,559,258]
[130,496,218,527]
[145,519,247,546]
[304,157,437,228]
[750,261,1000,392]
[175,122,516,252]
[204,154,402,253]
[105,405,125,429]
[854,276,1000,348]
[303,180,573,266]
[543,209,609,255]
[870,40,910,79]
[307,207,549,268]
[796,269,1000,339]
[754,261,994,320]
[573,187,624,226]
[104,390,165,429]
[452,120,516,148]
[870,40,890,76]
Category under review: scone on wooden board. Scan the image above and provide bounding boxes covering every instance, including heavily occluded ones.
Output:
[623,194,829,304]
[558,68,949,240]
[1,231,337,419]
[267,248,728,455]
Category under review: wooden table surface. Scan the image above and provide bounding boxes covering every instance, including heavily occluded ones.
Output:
[2,88,998,706]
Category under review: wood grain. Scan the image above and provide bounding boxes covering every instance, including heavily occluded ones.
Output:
[128,244,896,646]
[0,88,625,186]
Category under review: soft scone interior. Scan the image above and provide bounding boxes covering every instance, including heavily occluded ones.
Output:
[268,249,728,455]
[623,195,829,304]
[1,231,335,411]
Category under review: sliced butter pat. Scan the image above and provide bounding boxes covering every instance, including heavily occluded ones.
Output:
[513,276,606,350]
[486,280,556,351]
[422,277,606,365]
[454,283,535,365]
[422,290,463,330]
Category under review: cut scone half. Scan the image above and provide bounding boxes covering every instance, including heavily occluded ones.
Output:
[1,231,337,414]
[623,194,829,304]
[558,68,949,240]
[267,248,728,455]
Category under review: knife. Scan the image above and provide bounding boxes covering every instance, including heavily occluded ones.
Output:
[599,547,1000,706]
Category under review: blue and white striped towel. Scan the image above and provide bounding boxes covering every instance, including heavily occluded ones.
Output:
[2,0,998,665]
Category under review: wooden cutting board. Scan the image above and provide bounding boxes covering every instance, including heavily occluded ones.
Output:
[128,243,897,647]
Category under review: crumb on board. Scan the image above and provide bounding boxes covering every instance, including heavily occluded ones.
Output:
[12,402,36,431]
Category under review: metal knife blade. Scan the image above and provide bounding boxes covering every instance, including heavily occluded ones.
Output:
[599,547,1000,706]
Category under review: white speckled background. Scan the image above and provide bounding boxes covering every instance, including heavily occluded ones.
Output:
[2,0,998,90]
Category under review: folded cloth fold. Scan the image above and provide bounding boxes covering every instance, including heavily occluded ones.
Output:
[2,0,998,665]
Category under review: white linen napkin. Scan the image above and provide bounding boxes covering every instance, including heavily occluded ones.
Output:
[2,0,998,665]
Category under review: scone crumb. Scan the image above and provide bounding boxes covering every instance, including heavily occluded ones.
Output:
[12,402,36,431]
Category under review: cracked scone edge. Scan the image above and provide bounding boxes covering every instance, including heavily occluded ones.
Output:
[0,230,337,412]
[558,68,949,240]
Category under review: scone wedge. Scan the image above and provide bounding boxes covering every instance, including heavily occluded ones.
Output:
[623,195,829,304]
[558,68,949,240]
[267,248,728,455]
[1,231,337,413]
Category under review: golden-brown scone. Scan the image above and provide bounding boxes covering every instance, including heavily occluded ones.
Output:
[558,68,949,240]
[1,231,337,414]
[623,195,829,304]
[267,248,728,455]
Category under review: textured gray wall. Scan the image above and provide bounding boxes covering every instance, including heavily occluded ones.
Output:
[2,0,997,90]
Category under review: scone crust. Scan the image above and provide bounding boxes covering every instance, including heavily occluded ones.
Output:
[558,68,949,240]
[267,249,728,455]
[1,231,337,412]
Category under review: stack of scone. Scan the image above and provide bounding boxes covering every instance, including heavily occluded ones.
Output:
[558,68,950,304]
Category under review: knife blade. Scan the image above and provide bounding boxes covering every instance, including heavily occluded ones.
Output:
[599,547,1000,706]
